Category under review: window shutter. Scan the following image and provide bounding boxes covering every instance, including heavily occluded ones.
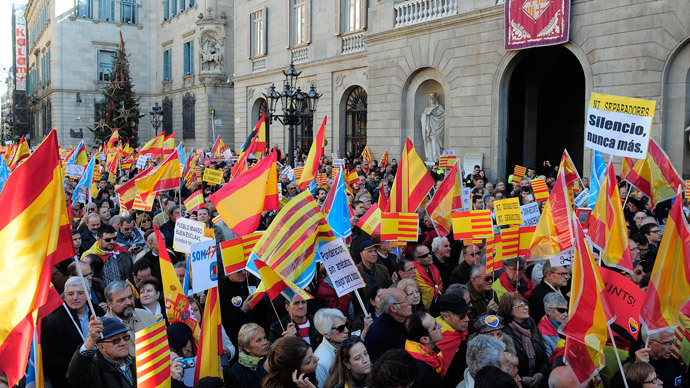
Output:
[190,40,194,74]
[248,12,253,58]
[334,0,340,36]
[285,0,290,48]
[262,7,268,56]
[164,0,169,20]
[180,0,185,12]
[305,0,311,44]
[46,50,51,81]
[360,0,367,30]
[183,43,189,75]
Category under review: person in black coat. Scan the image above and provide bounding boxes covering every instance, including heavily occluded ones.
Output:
[268,295,322,351]
[364,288,412,361]
[218,269,268,347]
[527,262,569,322]
[159,205,180,249]
[226,323,270,388]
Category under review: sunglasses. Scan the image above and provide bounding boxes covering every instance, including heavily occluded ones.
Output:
[512,302,528,310]
[553,307,568,314]
[635,269,644,276]
[100,334,131,345]
[101,237,116,242]
[483,276,494,282]
[416,253,431,259]
[332,324,347,333]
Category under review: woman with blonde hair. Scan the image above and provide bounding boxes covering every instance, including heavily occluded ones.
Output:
[397,278,426,312]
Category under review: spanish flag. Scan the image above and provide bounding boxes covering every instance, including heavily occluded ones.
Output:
[211,135,227,157]
[558,150,582,188]
[361,145,372,164]
[558,219,610,386]
[356,203,382,236]
[183,189,205,213]
[106,128,120,150]
[588,161,633,273]
[194,287,223,383]
[297,116,327,189]
[426,162,460,237]
[135,321,171,388]
[116,167,152,211]
[380,212,418,242]
[220,232,263,275]
[451,210,493,240]
[9,135,30,170]
[163,133,175,151]
[251,260,313,309]
[0,131,75,386]
[517,226,536,257]
[138,133,164,159]
[135,150,181,199]
[210,150,279,236]
[378,183,388,210]
[231,116,266,178]
[387,137,434,213]
[527,166,573,259]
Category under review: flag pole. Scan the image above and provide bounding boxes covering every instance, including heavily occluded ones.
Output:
[354,289,368,314]
[269,298,286,332]
[621,185,632,210]
[73,257,103,338]
[607,324,629,388]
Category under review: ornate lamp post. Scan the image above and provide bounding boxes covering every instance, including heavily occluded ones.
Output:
[149,102,163,136]
[263,63,321,167]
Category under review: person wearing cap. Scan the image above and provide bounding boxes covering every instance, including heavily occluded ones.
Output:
[403,311,444,388]
[492,257,534,302]
[411,244,443,309]
[528,261,569,322]
[473,314,506,340]
[434,294,471,388]
[356,240,392,309]
[466,265,498,323]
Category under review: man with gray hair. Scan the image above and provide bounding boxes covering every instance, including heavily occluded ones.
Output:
[628,327,686,387]
[458,334,509,388]
[467,265,498,321]
[80,213,101,251]
[432,236,457,290]
[365,287,412,361]
[104,280,157,355]
[528,261,570,321]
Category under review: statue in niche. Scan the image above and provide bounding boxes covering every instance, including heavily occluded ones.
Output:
[200,37,223,72]
[421,93,445,162]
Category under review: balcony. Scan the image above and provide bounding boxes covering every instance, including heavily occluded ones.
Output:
[290,47,309,64]
[341,32,365,54]
[394,0,459,28]
[252,58,266,72]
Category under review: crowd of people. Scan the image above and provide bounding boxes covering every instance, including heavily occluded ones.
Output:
[24,145,687,388]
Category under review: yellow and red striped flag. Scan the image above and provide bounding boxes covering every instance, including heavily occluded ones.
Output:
[220,232,263,274]
[426,163,460,237]
[183,189,205,213]
[0,131,75,386]
[558,150,582,188]
[378,183,388,211]
[210,151,279,236]
[511,165,526,184]
[293,167,304,182]
[105,146,120,181]
[135,150,180,199]
[380,150,389,166]
[438,155,457,169]
[518,226,536,257]
[211,135,227,157]
[106,128,120,151]
[380,212,418,242]
[298,116,327,189]
[641,191,690,332]
[361,145,372,164]
[558,219,610,386]
[530,178,549,202]
[527,166,574,259]
[588,161,634,273]
[316,173,328,188]
[163,133,175,151]
[486,235,498,272]
[496,227,520,260]
[115,167,152,210]
[132,191,155,211]
[194,287,223,383]
[387,137,435,213]
[247,191,335,289]
[357,203,382,236]
[137,133,164,159]
[251,260,313,308]
[345,170,361,186]
[231,115,267,178]
[685,181,690,201]
[135,321,170,388]
[8,136,30,170]
[451,210,493,240]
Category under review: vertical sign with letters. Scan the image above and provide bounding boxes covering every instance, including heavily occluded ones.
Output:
[14,8,26,91]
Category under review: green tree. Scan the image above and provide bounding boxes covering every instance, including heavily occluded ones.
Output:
[91,32,143,146]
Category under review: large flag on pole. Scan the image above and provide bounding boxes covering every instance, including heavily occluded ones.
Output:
[588,161,634,273]
[297,116,327,189]
[210,150,279,236]
[194,287,223,383]
[558,150,582,188]
[106,128,120,150]
[324,168,352,239]
[135,321,171,388]
[387,137,435,213]
[231,115,267,178]
[137,133,164,159]
[527,166,574,259]
[135,150,181,199]
[0,131,75,386]
[9,136,30,170]
[211,135,228,157]
[641,191,690,333]
[426,162,460,237]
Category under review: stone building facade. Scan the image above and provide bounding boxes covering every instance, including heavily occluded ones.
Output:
[232,0,690,179]
[24,0,234,149]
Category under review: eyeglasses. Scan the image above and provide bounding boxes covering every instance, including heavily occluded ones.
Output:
[291,300,308,305]
[483,276,494,282]
[650,339,674,347]
[288,187,297,191]
[649,230,661,234]
[100,334,131,345]
[635,269,644,276]
[644,375,659,384]
[101,237,115,242]
[512,302,528,310]
[415,252,431,259]
[466,252,481,257]
[553,272,570,277]
[143,219,151,223]
[552,307,568,314]
[332,324,347,333]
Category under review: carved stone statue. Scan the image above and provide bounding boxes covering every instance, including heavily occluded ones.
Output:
[421,93,445,162]
[200,37,223,72]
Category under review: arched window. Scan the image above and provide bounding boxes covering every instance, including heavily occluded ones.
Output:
[345,87,367,157]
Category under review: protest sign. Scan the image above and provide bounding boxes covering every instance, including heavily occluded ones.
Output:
[202,168,223,185]
[546,247,574,267]
[65,164,85,178]
[173,218,206,253]
[333,158,346,169]
[520,202,540,226]
[442,149,456,156]
[461,187,471,211]
[573,188,590,208]
[584,92,656,158]
[599,267,645,339]
[317,238,366,298]
[136,155,149,170]
[282,166,295,181]
[189,238,218,293]
[494,197,523,226]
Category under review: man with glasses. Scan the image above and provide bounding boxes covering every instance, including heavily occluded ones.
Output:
[115,216,144,253]
[412,244,443,309]
[403,311,444,388]
[364,288,412,361]
[640,223,663,248]
[450,245,482,286]
[629,329,686,388]
[435,294,472,387]
[528,261,570,321]
[103,280,157,356]
[467,265,498,321]
[83,225,133,285]
[492,257,534,301]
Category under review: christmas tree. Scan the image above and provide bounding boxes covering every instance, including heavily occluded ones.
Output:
[91,32,143,146]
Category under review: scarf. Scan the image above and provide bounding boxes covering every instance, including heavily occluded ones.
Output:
[414,260,442,301]
[83,241,127,262]
[435,316,467,376]
[239,352,262,371]
[405,340,443,377]
[498,271,534,299]
[509,320,536,373]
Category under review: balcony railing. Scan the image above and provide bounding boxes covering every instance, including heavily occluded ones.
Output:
[252,58,266,72]
[291,47,309,64]
[394,0,459,28]
[341,33,365,54]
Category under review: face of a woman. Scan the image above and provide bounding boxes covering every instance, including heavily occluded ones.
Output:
[328,317,350,343]
[139,284,159,306]
[299,347,319,375]
[345,343,371,377]
[642,372,662,387]
[547,305,568,325]
[486,329,504,341]
[511,300,530,321]
[190,302,201,321]
[181,339,193,358]
[405,286,421,305]
[246,329,270,357]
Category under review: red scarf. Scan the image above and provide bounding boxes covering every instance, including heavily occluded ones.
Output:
[414,260,442,300]
[498,271,534,299]
[405,340,443,377]
[82,241,128,262]
[435,317,467,376]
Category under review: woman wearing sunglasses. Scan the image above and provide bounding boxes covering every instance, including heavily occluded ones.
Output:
[537,292,568,358]
[314,308,350,387]
[323,337,371,388]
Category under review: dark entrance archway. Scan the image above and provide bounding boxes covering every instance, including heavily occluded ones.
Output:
[505,45,585,176]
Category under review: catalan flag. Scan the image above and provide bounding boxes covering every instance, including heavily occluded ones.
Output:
[685,181,690,201]
[211,135,228,157]
[135,150,180,199]
[512,165,526,183]
[135,321,171,388]
[132,190,156,211]
[486,235,498,272]
[293,167,304,182]
[530,178,549,202]
[357,203,382,236]
[0,131,75,386]
[641,191,690,333]
[195,287,223,383]
[380,212,418,242]
[558,150,582,188]
[387,137,435,213]
[588,161,634,273]
[558,219,610,386]
[251,260,313,308]
[210,150,279,236]
[316,173,328,188]
[451,210,493,240]
[247,190,335,289]
[438,155,457,169]
[380,150,389,166]
[496,227,520,260]
[361,145,373,164]
[9,136,30,170]
[298,116,327,189]
[220,232,263,274]
[183,189,205,213]
[426,163,461,237]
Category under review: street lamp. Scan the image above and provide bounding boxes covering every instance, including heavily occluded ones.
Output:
[149,103,163,136]
[263,63,321,167]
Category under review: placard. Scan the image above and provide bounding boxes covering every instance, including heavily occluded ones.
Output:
[189,238,218,293]
[494,197,523,226]
[202,168,223,185]
[317,238,366,297]
[282,166,294,181]
[463,152,483,174]
[173,218,206,253]
[136,155,149,170]
[442,149,456,156]
[333,158,346,169]
[584,92,656,159]
[574,188,590,208]
[65,164,85,178]
[546,247,575,267]
[461,187,471,211]
[520,202,541,226]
